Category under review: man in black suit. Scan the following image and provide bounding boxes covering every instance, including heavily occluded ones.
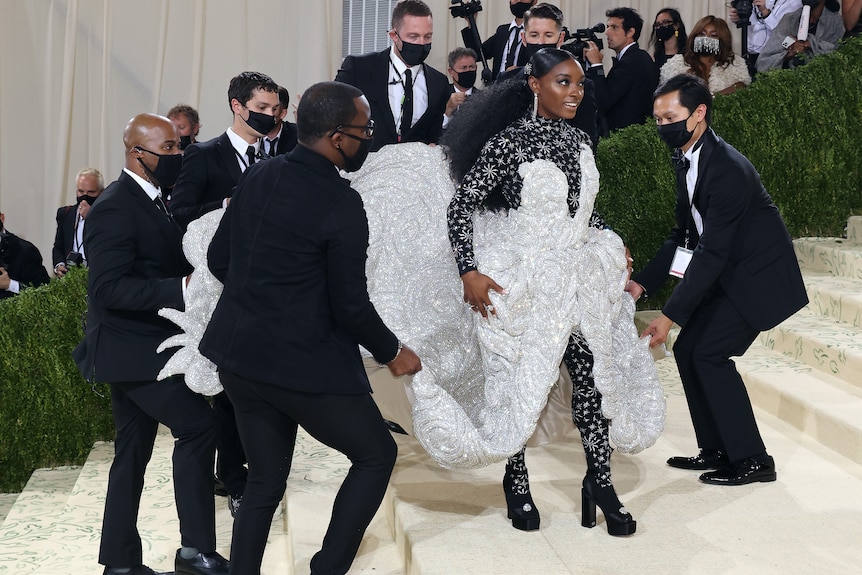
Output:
[168,104,201,150]
[443,47,478,129]
[0,212,50,299]
[335,0,450,151]
[460,0,536,81]
[260,86,298,157]
[627,75,808,486]
[72,113,227,575]
[170,71,280,230]
[52,167,104,277]
[200,81,421,575]
[584,7,658,137]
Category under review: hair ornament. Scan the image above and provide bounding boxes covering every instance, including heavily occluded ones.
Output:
[523,62,533,76]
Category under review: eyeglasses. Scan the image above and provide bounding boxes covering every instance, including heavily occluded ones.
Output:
[330,120,375,139]
[655,20,675,28]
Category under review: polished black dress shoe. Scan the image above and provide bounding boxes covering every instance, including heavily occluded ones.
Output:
[699,456,777,486]
[175,550,230,575]
[667,449,728,470]
[103,566,165,575]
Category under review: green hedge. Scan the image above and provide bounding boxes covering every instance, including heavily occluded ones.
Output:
[0,268,113,492]
[596,36,862,307]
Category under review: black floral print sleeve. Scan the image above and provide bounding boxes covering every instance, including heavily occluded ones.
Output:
[447,114,606,276]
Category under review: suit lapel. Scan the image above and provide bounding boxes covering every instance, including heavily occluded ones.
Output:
[692,130,718,209]
[216,132,243,184]
[372,49,399,144]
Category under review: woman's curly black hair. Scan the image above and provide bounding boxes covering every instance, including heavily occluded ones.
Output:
[440,48,576,185]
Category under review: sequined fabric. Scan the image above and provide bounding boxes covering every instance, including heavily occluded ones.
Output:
[348,143,665,469]
[157,209,225,396]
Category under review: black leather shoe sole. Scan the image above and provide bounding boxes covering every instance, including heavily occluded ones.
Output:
[667,451,728,470]
[699,464,777,486]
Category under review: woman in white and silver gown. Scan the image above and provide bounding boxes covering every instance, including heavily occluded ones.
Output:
[158,49,664,539]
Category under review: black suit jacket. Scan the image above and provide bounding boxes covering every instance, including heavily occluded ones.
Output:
[200,145,399,394]
[335,48,450,151]
[461,23,528,81]
[73,171,192,382]
[170,132,243,229]
[634,130,807,331]
[52,205,78,267]
[0,232,50,299]
[587,43,658,137]
[273,121,298,156]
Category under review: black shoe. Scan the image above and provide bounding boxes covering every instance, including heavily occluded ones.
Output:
[699,456,777,486]
[383,419,408,435]
[228,494,242,518]
[213,475,228,497]
[502,465,540,531]
[175,550,230,575]
[581,474,636,536]
[103,566,165,575]
[667,449,728,470]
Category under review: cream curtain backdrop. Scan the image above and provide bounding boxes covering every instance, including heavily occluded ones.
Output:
[0,0,729,264]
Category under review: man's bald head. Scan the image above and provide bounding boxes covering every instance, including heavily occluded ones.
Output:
[123,113,176,151]
[123,113,182,187]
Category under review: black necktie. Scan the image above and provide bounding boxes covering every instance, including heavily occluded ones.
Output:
[672,148,690,173]
[153,194,171,219]
[400,68,413,141]
[267,137,278,156]
[246,145,256,167]
[505,26,522,69]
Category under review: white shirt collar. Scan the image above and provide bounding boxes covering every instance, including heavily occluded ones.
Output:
[508,18,522,31]
[123,168,161,200]
[227,126,260,158]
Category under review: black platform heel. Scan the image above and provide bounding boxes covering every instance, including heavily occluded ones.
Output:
[581,474,636,536]
[503,465,540,531]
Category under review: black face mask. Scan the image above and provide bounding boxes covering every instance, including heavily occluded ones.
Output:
[178,135,192,150]
[524,43,557,59]
[136,147,184,188]
[336,132,372,172]
[656,110,696,150]
[76,195,98,206]
[243,108,276,136]
[510,1,533,18]
[655,24,676,42]
[397,36,432,66]
[456,69,477,89]
[801,0,819,6]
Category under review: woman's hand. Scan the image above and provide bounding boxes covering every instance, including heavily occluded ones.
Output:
[461,270,505,318]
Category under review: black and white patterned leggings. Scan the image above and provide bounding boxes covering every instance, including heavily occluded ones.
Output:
[507,331,612,492]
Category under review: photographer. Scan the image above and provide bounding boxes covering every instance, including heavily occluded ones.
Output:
[52,167,104,277]
[0,211,51,299]
[729,0,802,71]
[756,0,843,71]
[460,1,536,81]
[584,7,658,137]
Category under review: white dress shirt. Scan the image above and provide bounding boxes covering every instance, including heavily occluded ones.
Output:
[388,49,428,136]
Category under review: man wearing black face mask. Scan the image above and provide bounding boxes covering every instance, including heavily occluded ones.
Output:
[335,0,450,151]
[443,47,478,129]
[168,104,202,151]
[200,81,421,575]
[73,113,227,575]
[626,74,807,488]
[461,0,537,81]
[52,167,104,277]
[170,71,279,230]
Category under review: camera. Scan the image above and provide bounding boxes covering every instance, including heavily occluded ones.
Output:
[561,23,605,63]
[449,0,482,19]
[731,0,754,27]
[66,251,85,268]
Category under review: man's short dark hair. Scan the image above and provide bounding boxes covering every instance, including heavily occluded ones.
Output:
[167,104,199,126]
[447,47,478,69]
[277,86,290,110]
[654,73,713,125]
[607,7,644,42]
[524,3,564,32]
[227,71,278,111]
[391,0,432,30]
[297,82,364,145]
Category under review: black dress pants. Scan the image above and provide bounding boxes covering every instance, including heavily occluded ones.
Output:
[672,289,766,462]
[99,376,218,567]
[213,391,247,497]
[220,369,397,575]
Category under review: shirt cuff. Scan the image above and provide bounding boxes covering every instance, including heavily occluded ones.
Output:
[6,279,20,294]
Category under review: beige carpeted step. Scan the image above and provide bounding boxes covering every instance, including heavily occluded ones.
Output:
[0,466,81,574]
[802,270,862,327]
[794,237,862,280]
[845,215,862,243]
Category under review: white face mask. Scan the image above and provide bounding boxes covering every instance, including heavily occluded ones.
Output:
[693,36,720,55]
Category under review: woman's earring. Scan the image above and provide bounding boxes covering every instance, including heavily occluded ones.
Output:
[532,92,538,120]
[675,29,679,38]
